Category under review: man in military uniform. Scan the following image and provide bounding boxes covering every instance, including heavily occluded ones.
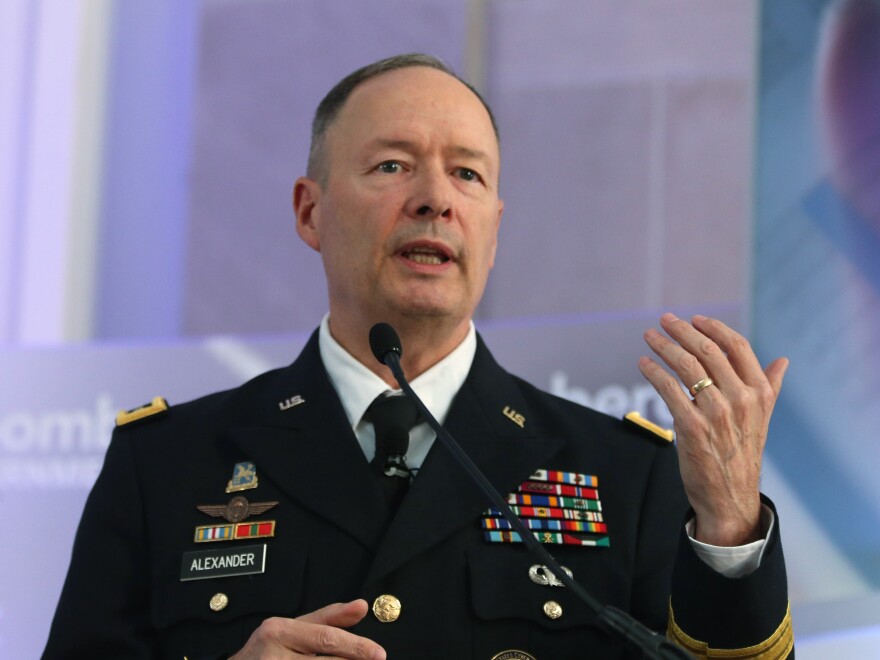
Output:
[44,54,793,659]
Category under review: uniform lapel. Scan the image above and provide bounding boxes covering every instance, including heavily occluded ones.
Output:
[224,332,387,550]
[364,337,565,584]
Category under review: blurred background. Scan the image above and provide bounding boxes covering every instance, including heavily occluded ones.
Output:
[1,0,878,656]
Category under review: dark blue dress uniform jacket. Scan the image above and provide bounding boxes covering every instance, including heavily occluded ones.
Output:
[43,331,793,659]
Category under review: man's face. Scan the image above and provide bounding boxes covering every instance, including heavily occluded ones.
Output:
[296,67,503,336]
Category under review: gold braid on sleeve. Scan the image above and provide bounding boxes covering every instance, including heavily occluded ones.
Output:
[666,601,793,659]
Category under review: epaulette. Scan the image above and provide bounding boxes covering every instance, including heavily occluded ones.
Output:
[623,411,674,445]
[115,396,169,428]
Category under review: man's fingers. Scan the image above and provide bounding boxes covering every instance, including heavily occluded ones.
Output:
[638,355,692,416]
[690,314,767,387]
[259,614,385,660]
[764,357,789,397]
[232,604,385,660]
[656,313,740,390]
[644,325,718,395]
[283,619,385,659]
[291,601,384,659]
[296,599,370,628]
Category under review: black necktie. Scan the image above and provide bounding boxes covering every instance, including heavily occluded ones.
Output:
[367,394,420,510]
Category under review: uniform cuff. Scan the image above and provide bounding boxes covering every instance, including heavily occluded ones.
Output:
[668,495,793,657]
[685,505,775,577]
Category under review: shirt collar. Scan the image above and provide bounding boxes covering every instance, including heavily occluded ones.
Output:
[318,314,477,430]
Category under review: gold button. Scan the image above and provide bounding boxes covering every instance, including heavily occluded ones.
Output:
[372,594,401,623]
[543,600,562,620]
[209,592,228,612]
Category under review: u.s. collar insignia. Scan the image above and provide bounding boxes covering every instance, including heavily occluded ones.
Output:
[279,395,305,411]
[226,461,258,493]
[503,406,525,428]
[197,495,278,523]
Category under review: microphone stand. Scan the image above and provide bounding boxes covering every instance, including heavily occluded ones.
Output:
[373,326,691,659]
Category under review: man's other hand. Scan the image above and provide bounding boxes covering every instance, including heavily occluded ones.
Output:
[639,313,788,547]
[229,599,386,660]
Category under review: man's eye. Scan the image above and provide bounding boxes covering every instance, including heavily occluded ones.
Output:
[376,161,402,173]
[457,168,481,182]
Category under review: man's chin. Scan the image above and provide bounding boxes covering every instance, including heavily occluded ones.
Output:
[394,304,453,320]
[372,283,474,328]
[382,297,465,326]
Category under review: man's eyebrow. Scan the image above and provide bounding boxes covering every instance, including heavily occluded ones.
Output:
[366,138,419,152]
[365,139,492,164]
[448,145,492,164]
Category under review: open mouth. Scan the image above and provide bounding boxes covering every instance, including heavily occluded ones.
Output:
[400,245,452,265]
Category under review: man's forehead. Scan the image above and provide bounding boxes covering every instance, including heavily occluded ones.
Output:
[335,67,496,139]
[320,69,498,172]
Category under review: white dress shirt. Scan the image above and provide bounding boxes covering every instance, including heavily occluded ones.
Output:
[317,314,768,576]
[319,314,475,474]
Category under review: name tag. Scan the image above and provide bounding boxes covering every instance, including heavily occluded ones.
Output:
[180,543,267,581]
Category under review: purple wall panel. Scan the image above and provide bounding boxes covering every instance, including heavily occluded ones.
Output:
[483,84,653,318]
[184,0,469,336]
[660,79,751,305]
[481,0,754,348]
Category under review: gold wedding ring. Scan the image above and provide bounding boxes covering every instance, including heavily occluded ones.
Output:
[690,377,714,397]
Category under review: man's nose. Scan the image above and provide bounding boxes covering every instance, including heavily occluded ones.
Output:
[407,168,453,219]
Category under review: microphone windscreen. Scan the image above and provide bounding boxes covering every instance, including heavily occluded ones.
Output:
[369,323,402,364]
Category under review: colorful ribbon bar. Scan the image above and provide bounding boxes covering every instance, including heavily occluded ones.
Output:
[507,493,602,512]
[518,480,599,499]
[529,469,598,487]
[484,530,610,547]
[195,524,233,542]
[195,520,276,543]
[482,517,607,534]
[234,521,275,540]
[486,506,604,523]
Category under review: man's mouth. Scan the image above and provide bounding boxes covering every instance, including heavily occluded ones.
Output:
[400,245,451,265]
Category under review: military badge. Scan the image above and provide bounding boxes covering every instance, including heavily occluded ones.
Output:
[491,651,536,660]
[197,487,277,543]
[226,461,259,493]
[197,495,278,523]
[528,563,573,587]
[624,411,674,444]
[115,396,168,427]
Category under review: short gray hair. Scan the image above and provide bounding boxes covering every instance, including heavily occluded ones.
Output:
[306,53,499,181]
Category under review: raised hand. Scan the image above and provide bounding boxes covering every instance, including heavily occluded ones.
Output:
[638,313,788,546]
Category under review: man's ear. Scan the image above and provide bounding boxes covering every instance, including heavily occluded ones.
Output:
[293,176,321,252]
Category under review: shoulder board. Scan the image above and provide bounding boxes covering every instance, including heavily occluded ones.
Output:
[116,396,169,428]
[623,411,674,445]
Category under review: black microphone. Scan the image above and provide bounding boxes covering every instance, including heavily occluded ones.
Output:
[369,324,414,477]
[369,322,691,660]
[369,322,403,365]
